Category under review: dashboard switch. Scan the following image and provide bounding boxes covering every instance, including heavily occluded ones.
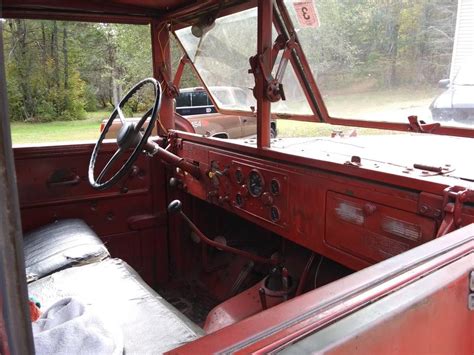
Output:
[262,192,274,206]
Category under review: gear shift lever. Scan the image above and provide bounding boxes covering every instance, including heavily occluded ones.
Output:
[168,200,183,214]
[168,200,278,265]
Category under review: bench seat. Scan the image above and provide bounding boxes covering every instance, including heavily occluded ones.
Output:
[28,258,204,354]
[23,219,109,282]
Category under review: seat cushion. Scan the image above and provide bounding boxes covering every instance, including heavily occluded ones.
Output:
[28,258,204,354]
[23,219,109,282]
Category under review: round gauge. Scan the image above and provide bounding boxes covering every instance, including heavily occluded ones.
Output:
[235,193,244,207]
[247,170,264,197]
[270,206,280,222]
[235,168,244,184]
[270,178,280,195]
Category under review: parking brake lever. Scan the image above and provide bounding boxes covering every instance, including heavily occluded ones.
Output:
[168,200,278,265]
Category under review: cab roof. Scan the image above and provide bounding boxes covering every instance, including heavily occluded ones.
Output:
[1,0,254,23]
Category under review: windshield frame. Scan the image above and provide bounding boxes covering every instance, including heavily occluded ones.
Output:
[172,0,474,139]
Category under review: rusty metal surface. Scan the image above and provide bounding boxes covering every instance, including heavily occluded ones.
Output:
[0,19,35,355]
[13,142,170,285]
[255,0,272,148]
[169,224,474,354]
[278,253,474,354]
[173,139,474,270]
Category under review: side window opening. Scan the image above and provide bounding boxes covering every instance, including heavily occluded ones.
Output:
[4,20,152,145]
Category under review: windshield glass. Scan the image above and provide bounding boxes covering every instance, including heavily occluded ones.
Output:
[285,0,474,128]
[175,8,312,115]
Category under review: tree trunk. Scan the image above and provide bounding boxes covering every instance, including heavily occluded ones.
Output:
[51,21,60,89]
[63,23,69,90]
[386,1,401,87]
[13,20,35,120]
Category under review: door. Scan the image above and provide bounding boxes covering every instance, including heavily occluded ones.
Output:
[14,142,169,286]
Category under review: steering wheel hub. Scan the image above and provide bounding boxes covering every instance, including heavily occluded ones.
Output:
[117,123,140,150]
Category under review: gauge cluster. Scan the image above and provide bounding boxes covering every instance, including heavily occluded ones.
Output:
[203,151,289,227]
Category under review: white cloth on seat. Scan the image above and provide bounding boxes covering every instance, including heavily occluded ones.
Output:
[32,297,123,355]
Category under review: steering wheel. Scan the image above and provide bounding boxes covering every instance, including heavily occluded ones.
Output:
[88,78,162,190]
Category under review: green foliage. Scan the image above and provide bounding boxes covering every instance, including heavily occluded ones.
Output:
[298,0,457,91]
[3,20,156,122]
[2,1,459,123]
[4,20,88,122]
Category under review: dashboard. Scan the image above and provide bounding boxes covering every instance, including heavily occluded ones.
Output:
[170,138,473,270]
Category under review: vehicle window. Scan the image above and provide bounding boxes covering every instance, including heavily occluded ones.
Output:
[3,20,152,145]
[191,91,209,106]
[175,8,316,116]
[212,89,234,106]
[234,89,250,106]
[176,92,191,107]
[284,0,473,128]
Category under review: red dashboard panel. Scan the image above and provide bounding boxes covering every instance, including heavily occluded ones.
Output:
[174,140,471,270]
[325,192,436,263]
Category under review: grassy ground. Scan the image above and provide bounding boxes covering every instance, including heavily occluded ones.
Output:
[275,120,397,138]
[9,88,435,145]
[10,111,108,145]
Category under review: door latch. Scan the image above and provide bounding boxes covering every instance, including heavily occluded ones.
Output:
[436,186,474,237]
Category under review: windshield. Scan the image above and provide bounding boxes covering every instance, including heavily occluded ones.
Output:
[284,0,474,128]
[175,8,312,115]
[176,1,474,131]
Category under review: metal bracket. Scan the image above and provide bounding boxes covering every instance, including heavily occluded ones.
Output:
[248,34,296,103]
[407,115,441,134]
[156,64,179,98]
[436,186,474,237]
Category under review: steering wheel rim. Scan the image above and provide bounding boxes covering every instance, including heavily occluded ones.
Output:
[88,78,162,190]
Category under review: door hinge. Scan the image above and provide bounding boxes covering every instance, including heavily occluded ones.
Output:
[469,270,474,311]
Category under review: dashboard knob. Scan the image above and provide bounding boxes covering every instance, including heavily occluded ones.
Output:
[261,192,274,206]
[169,177,179,187]
[168,200,182,214]
[218,195,230,205]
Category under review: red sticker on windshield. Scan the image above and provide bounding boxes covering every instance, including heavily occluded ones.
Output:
[293,1,319,28]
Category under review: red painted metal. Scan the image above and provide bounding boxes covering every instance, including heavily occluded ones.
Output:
[174,113,196,133]
[204,276,289,333]
[13,142,170,285]
[170,224,474,354]
[319,262,473,354]
[152,20,174,132]
[172,131,474,198]
[176,207,279,265]
[2,2,474,354]
[172,55,190,90]
[255,0,272,148]
[172,138,474,272]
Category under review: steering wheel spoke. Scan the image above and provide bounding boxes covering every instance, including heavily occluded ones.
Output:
[135,107,153,132]
[116,106,126,125]
[97,148,124,183]
[88,78,162,190]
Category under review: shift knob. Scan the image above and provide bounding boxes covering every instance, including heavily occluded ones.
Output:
[168,200,182,214]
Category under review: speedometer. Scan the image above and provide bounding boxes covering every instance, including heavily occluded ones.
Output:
[248,170,264,197]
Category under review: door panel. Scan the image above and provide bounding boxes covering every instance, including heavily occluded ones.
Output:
[14,142,168,286]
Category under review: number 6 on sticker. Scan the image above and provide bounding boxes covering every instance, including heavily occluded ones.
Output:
[293,1,320,28]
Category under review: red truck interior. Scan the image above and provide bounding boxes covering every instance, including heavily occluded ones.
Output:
[0,1,473,354]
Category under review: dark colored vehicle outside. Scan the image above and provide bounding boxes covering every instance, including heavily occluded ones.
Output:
[2,1,474,355]
[103,86,277,139]
[430,65,474,122]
